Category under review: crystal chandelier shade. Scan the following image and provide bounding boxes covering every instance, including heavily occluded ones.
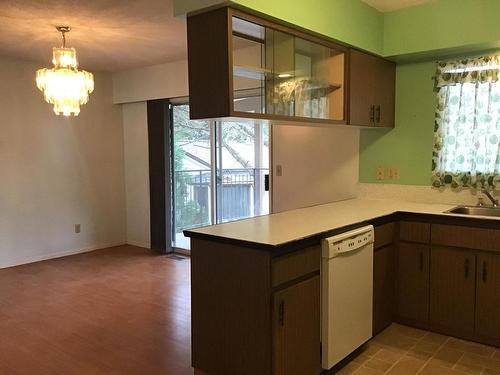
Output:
[36,26,94,117]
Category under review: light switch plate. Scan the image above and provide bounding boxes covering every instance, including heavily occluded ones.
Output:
[75,224,81,234]
[276,165,283,177]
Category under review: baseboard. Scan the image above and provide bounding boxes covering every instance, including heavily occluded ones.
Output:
[126,240,151,249]
[174,247,191,256]
[0,241,127,270]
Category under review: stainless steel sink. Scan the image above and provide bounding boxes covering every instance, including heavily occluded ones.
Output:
[446,205,500,217]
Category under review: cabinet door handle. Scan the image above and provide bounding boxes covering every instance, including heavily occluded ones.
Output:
[369,105,375,123]
[482,261,488,282]
[278,300,285,326]
[419,252,424,272]
[375,105,381,123]
[464,259,469,279]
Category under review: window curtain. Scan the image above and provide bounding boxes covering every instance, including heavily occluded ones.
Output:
[431,55,500,189]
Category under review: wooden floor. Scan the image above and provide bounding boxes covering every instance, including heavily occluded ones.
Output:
[0,245,193,375]
[2,245,499,375]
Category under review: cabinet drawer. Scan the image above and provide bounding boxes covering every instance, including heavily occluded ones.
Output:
[431,224,500,252]
[399,221,430,243]
[374,222,395,249]
[272,246,320,287]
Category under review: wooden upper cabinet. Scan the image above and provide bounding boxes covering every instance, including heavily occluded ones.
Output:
[187,7,232,120]
[374,57,396,127]
[187,7,348,125]
[349,49,377,126]
[348,49,395,128]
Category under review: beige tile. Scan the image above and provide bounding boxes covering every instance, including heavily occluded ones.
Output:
[362,341,383,357]
[484,369,500,375]
[421,332,449,346]
[453,362,483,374]
[373,329,418,351]
[412,340,441,354]
[406,348,433,361]
[364,358,392,372]
[353,366,384,374]
[385,356,426,375]
[431,348,464,368]
[336,361,362,374]
[443,338,495,358]
[352,353,371,365]
[374,348,405,364]
[459,353,500,372]
[390,323,427,339]
[419,362,469,375]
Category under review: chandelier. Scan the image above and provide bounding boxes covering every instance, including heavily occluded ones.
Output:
[36,26,94,117]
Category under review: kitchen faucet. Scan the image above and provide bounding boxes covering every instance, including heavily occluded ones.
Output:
[482,188,499,207]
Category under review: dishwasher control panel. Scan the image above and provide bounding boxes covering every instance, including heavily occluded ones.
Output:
[322,226,374,259]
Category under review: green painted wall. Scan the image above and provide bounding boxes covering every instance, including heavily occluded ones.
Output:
[176,0,500,186]
[383,0,500,57]
[359,62,436,185]
[233,0,384,55]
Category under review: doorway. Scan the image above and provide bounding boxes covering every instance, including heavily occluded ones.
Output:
[171,102,270,250]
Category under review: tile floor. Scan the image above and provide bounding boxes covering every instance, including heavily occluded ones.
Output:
[335,324,500,375]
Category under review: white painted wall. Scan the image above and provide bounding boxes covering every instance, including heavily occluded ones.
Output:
[113,53,360,219]
[122,102,151,248]
[0,56,126,268]
[272,125,359,212]
[113,60,189,104]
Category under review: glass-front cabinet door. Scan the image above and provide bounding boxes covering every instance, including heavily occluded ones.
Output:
[231,13,346,123]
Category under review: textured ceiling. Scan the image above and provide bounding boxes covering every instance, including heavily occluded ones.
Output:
[0,0,187,72]
[0,0,437,72]
[362,0,435,12]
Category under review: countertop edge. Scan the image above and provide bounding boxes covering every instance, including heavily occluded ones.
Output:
[184,210,500,254]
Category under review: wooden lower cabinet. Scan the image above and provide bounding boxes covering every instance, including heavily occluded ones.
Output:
[272,275,321,375]
[430,246,476,339]
[396,242,430,327]
[476,253,500,346]
[373,245,395,335]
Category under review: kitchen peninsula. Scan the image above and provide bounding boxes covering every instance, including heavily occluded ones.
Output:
[185,198,500,375]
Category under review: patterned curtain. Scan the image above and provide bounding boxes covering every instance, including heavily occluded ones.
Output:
[431,55,500,189]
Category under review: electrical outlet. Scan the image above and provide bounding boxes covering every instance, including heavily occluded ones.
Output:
[376,166,385,180]
[276,165,283,177]
[393,167,400,179]
[386,167,393,179]
[75,224,81,234]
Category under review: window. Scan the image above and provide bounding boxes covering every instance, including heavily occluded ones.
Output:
[432,55,500,189]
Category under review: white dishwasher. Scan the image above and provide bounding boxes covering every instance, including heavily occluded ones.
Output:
[321,225,374,370]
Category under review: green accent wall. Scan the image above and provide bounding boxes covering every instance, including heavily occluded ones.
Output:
[233,0,384,55]
[383,0,500,57]
[359,62,436,185]
[176,0,500,187]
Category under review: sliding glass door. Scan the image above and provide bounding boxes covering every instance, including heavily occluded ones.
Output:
[216,120,269,223]
[171,102,269,250]
[171,104,212,249]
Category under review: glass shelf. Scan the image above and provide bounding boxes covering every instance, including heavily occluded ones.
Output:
[231,15,346,121]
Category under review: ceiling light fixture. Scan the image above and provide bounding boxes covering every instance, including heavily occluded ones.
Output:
[36,26,94,117]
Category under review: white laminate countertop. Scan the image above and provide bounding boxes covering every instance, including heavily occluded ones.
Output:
[184,198,500,247]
